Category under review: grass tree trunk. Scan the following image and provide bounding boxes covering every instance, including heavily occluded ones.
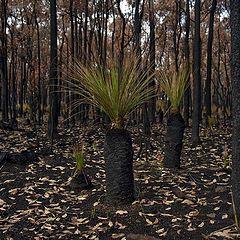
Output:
[164,111,185,169]
[104,128,135,206]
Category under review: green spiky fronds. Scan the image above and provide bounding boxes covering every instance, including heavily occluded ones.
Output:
[64,55,155,128]
[158,66,190,110]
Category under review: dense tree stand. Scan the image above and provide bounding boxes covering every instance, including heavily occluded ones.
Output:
[164,112,185,169]
[104,128,135,206]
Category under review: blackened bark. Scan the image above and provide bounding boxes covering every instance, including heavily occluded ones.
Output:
[173,0,182,73]
[230,0,240,227]
[183,0,190,126]
[81,0,89,123]
[74,9,79,60]
[117,0,126,66]
[143,103,151,135]
[164,112,185,169]
[48,0,59,138]
[191,0,201,145]
[103,0,109,67]
[0,0,9,123]
[205,0,217,126]
[148,0,156,123]
[34,3,42,124]
[19,61,27,117]
[69,0,75,60]
[70,171,93,190]
[111,0,115,58]
[83,0,88,63]
[133,0,141,55]
[11,38,17,124]
[104,129,135,205]
[69,0,76,125]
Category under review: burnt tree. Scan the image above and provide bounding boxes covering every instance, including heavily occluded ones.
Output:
[0,0,9,123]
[204,0,217,126]
[191,0,202,145]
[48,0,59,138]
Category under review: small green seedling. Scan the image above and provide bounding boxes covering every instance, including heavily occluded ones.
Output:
[73,143,85,176]
[68,141,93,190]
[207,116,214,130]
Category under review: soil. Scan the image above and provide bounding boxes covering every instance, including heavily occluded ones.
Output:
[0,120,237,240]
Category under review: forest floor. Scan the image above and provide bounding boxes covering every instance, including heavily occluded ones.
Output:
[0,119,238,240]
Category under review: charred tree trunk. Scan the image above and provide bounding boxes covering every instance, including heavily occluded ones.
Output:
[191,0,201,145]
[82,0,89,123]
[69,0,76,125]
[173,0,182,73]
[204,0,217,126]
[133,0,141,55]
[183,0,190,127]
[104,128,135,205]
[0,0,9,123]
[34,1,42,124]
[111,0,116,58]
[117,0,126,66]
[48,0,59,138]
[148,0,156,123]
[10,33,17,125]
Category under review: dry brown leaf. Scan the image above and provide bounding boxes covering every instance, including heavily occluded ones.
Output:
[8,188,18,195]
[156,228,168,237]
[198,222,204,228]
[182,199,195,205]
[0,199,5,206]
[71,217,89,225]
[74,229,81,234]
[3,179,15,184]
[188,210,199,217]
[44,193,50,198]
[111,233,125,239]
[156,228,165,234]
[115,222,126,229]
[92,222,103,231]
[222,214,228,219]
[115,210,128,215]
[146,218,153,225]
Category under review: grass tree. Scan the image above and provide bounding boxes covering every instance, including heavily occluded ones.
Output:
[65,55,155,205]
[69,142,93,190]
[158,66,189,168]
